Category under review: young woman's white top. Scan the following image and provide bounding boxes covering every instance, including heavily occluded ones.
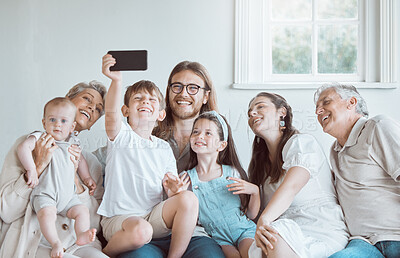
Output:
[249,134,349,258]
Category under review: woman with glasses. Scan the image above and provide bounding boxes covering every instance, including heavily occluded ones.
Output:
[119,61,224,258]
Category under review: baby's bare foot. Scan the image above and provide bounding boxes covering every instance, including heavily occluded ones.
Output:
[76,228,97,246]
[51,241,64,258]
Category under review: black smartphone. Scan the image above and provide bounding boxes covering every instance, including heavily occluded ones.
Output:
[107,50,148,71]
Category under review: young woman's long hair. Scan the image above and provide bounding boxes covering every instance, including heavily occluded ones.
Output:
[186,112,250,213]
[153,61,218,140]
[248,92,298,186]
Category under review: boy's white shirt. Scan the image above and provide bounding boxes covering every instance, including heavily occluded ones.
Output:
[97,121,177,217]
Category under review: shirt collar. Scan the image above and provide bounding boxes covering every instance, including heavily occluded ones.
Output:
[333,116,367,152]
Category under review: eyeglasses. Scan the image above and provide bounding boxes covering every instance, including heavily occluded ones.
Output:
[169,83,208,95]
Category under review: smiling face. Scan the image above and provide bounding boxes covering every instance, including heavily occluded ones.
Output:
[248,96,285,136]
[315,88,357,139]
[68,89,104,132]
[168,70,209,120]
[122,89,165,129]
[190,118,226,155]
[42,103,76,141]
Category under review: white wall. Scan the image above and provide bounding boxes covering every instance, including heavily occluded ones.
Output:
[1,0,399,169]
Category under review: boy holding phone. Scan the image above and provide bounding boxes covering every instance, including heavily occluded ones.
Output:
[98,54,199,258]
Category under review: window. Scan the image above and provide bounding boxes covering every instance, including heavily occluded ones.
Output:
[268,0,361,81]
[234,0,398,89]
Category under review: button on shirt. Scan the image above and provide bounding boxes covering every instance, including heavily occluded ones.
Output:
[330,115,400,244]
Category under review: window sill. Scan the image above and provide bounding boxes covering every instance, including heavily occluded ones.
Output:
[231,82,398,90]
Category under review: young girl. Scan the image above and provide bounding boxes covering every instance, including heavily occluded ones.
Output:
[247,92,348,258]
[182,111,259,258]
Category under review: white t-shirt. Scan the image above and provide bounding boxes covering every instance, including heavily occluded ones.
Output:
[97,121,177,217]
[262,133,338,207]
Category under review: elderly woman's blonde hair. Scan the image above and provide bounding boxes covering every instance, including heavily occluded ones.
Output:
[65,80,107,116]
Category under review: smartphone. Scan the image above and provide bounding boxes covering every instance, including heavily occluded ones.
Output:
[107,50,147,71]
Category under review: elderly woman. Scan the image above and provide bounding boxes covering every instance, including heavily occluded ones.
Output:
[0,81,108,258]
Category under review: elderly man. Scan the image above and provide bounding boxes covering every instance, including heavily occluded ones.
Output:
[314,83,400,258]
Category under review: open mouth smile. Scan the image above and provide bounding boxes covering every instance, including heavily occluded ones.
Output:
[138,107,152,113]
[176,99,192,106]
[320,114,330,127]
[80,110,91,120]
[194,141,206,146]
[253,118,262,124]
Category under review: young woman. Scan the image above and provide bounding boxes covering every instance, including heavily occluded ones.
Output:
[247,92,348,258]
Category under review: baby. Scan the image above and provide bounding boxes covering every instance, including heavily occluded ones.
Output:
[17,97,97,258]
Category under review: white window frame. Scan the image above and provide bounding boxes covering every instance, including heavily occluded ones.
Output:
[233,0,398,89]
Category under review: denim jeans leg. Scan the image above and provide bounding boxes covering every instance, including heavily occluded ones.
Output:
[117,235,171,258]
[182,236,224,258]
[329,239,385,258]
[117,235,225,258]
[375,241,400,258]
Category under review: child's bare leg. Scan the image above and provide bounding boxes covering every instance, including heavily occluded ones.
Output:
[103,216,153,257]
[162,191,199,258]
[221,245,241,258]
[37,206,64,258]
[238,238,254,258]
[66,204,96,246]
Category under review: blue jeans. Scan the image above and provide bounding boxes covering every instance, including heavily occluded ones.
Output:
[329,239,400,258]
[117,235,225,258]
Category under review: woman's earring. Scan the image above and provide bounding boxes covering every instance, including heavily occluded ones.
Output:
[280,116,286,130]
[256,136,260,143]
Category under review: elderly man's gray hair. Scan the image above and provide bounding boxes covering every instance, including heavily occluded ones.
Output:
[314,83,369,118]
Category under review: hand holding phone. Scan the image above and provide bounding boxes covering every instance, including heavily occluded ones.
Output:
[107,50,148,71]
[102,54,122,81]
